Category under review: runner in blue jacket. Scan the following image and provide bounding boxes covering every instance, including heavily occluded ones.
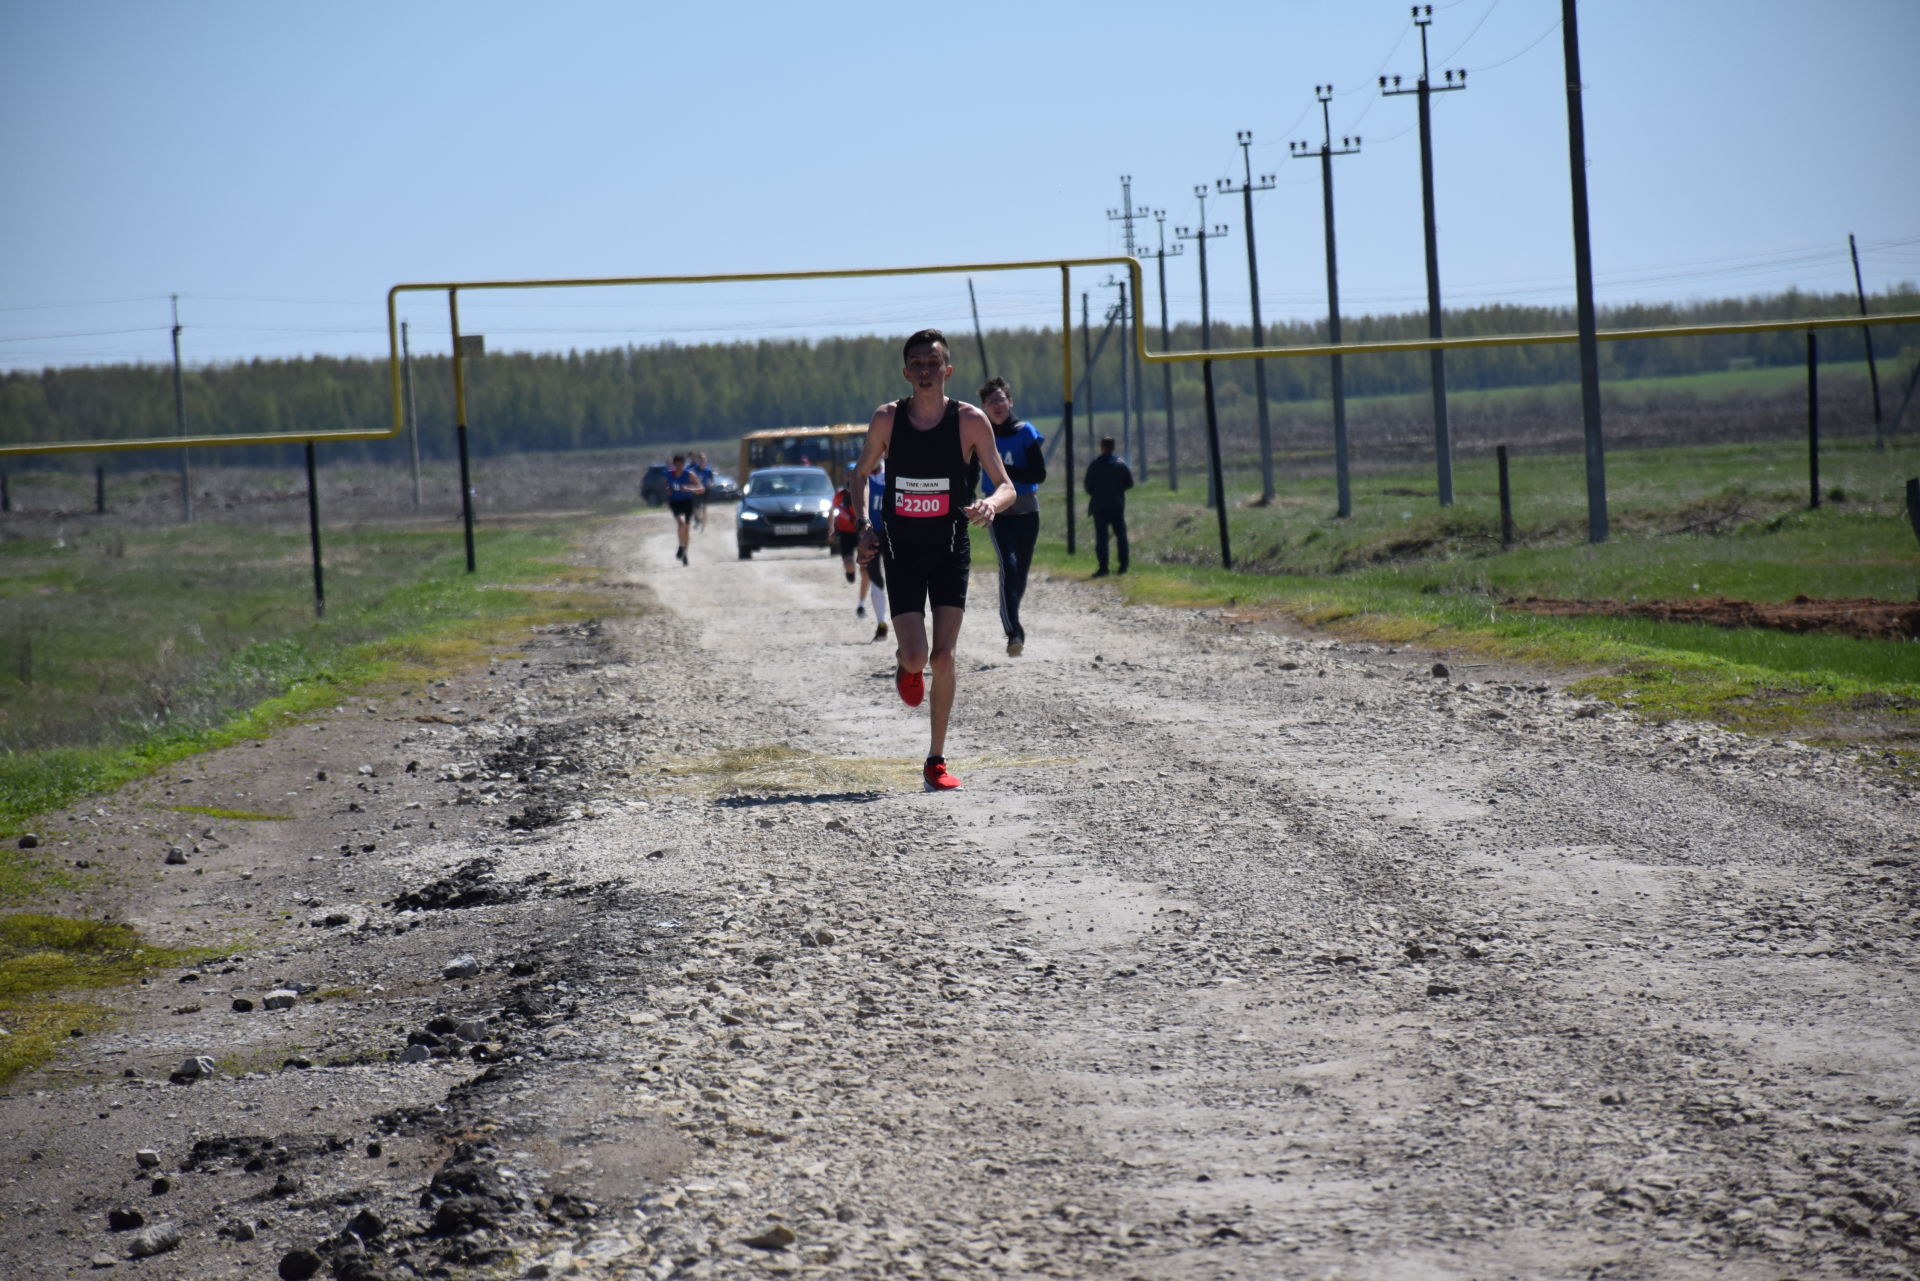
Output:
[978,377,1046,656]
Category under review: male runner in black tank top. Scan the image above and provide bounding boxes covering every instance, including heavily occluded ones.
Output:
[848,329,1017,792]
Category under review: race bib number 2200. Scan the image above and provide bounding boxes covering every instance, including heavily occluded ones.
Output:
[893,476,951,518]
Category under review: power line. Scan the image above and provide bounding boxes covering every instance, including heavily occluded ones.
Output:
[1436,0,1500,65]
[0,296,169,315]
[1464,13,1560,73]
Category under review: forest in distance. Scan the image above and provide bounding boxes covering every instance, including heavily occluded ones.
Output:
[3,285,1915,469]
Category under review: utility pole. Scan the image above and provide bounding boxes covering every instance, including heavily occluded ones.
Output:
[1562,0,1607,543]
[1849,233,1885,450]
[402,320,423,510]
[1105,277,1136,474]
[170,295,192,523]
[1382,3,1469,506]
[1106,174,1143,257]
[1177,187,1232,558]
[967,279,992,382]
[1292,87,1361,518]
[1148,210,1183,490]
[1108,176,1147,476]
[1218,132,1278,504]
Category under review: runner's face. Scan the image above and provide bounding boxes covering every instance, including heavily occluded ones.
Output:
[903,345,951,391]
[983,389,1013,425]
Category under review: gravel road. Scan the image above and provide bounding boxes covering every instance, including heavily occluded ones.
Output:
[2,511,1915,1281]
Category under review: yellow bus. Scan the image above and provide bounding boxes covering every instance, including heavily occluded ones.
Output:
[737,423,869,484]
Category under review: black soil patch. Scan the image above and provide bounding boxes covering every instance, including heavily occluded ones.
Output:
[387,858,520,913]
[483,727,584,783]
[1503,595,1920,641]
[181,1133,350,1174]
[506,801,569,831]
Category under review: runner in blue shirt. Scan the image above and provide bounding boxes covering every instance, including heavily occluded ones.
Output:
[664,454,705,565]
[978,377,1047,656]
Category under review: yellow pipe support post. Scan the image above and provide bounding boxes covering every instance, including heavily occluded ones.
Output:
[449,289,476,572]
[1060,265,1076,556]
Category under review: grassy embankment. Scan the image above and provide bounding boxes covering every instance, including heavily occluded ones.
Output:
[0,517,619,1083]
[1020,431,1920,752]
[1,518,611,860]
[0,914,222,1085]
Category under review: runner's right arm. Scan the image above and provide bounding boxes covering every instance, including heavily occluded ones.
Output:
[849,403,894,564]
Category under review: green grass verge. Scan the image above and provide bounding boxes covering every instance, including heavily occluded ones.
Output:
[1020,432,1920,752]
[0,913,224,1086]
[0,520,621,887]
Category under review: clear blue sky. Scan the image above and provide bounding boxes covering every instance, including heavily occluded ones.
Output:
[3,0,1916,372]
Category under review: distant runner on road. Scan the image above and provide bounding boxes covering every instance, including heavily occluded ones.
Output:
[849,329,1017,792]
[832,463,891,642]
[664,453,706,565]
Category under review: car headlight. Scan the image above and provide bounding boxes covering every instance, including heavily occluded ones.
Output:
[818,499,833,512]
[739,509,760,522]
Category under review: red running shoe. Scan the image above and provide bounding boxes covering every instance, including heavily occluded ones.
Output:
[895,666,924,707]
[922,757,963,792]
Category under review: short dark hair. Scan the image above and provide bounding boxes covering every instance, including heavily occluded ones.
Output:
[903,329,948,362]
[979,375,1010,402]
[1099,436,1117,453]
[672,453,686,463]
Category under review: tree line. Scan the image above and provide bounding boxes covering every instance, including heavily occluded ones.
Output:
[3,286,1914,469]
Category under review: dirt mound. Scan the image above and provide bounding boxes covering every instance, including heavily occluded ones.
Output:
[1502,594,1920,641]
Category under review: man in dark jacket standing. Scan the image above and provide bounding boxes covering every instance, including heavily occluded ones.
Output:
[1083,435,1133,578]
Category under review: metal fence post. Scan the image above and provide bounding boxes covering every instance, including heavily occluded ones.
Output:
[1497,445,1514,548]
[305,441,326,618]
[1807,333,1820,510]
[1203,359,1231,569]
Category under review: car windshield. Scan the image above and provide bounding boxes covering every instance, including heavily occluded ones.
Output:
[746,471,831,497]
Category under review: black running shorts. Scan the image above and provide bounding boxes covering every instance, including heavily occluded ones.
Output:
[882,527,969,617]
[668,498,695,520]
[835,529,860,558]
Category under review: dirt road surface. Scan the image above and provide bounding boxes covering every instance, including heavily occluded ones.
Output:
[3,511,1916,1281]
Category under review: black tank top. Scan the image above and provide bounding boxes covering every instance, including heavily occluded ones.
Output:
[882,397,974,537]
